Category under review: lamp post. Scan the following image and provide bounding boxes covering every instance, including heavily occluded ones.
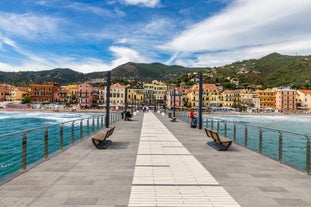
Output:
[105,71,111,128]
[173,88,176,117]
[198,72,203,129]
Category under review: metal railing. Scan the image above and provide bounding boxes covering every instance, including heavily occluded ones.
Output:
[175,113,311,174]
[0,113,121,179]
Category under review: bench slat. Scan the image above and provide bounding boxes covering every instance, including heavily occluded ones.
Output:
[205,128,232,150]
[92,126,115,149]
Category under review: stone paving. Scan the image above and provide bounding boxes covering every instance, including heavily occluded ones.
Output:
[0,111,311,207]
[128,112,240,207]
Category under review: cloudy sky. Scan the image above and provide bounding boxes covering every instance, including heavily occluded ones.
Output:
[0,0,311,73]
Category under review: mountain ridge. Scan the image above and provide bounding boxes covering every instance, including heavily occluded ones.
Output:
[0,53,311,89]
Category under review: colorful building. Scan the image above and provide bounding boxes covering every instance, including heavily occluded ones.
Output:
[275,87,296,112]
[67,84,78,104]
[99,83,126,110]
[166,87,183,109]
[256,88,276,109]
[30,82,59,103]
[78,83,94,108]
[297,90,311,111]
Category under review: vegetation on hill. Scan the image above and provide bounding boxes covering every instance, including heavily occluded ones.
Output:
[0,53,311,89]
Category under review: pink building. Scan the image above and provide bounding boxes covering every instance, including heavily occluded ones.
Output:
[78,83,94,108]
[275,87,296,112]
[166,88,183,109]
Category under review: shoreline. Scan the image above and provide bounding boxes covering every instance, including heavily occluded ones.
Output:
[1,108,311,116]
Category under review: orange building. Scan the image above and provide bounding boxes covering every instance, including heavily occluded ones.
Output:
[256,88,276,109]
[30,82,59,103]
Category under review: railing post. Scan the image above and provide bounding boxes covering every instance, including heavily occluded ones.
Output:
[244,125,248,147]
[101,115,104,128]
[97,116,100,130]
[80,120,83,140]
[233,123,236,143]
[92,117,95,133]
[87,118,90,135]
[44,127,49,160]
[206,118,209,129]
[259,128,263,154]
[21,133,27,172]
[60,124,63,151]
[278,131,283,163]
[224,122,227,137]
[71,121,75,144]
[306,136,310,174]
[217,121,220,133]
[211,119,214,130]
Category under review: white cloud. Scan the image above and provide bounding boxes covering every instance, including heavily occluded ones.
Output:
[0,12,61,40]
[163,0,311,66]
[67,3,114,17]
[119,0,161,8]
[109,46,147,65]
[0,45,147,73]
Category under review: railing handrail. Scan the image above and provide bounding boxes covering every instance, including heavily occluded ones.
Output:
[203,116,311,138]
[0,114,104,139]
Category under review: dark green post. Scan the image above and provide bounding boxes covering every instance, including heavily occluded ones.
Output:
[198,72,203,129]
[106,71,111,128]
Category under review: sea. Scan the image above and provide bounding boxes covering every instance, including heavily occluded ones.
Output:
[204,114,311,135]
[0,111,100,135]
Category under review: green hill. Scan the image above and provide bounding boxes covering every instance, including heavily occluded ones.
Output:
[0,53,311,89]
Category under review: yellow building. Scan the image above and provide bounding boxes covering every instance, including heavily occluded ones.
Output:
[221,90,242,108]
[186,84,220,108]
[67,84,78,104]
[143,80,167,105]
[297,90,311,111]
[256,88,276,109]
[127,83,144,108]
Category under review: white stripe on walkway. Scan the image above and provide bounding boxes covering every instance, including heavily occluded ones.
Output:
[128,112,241,207]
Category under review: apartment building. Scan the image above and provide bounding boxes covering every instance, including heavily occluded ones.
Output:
[78,83,93,108]
[297,90,311,110]
[67,84,78,104]
[256,88,276,109]
[166,87,183,109]
[143,80,167,105]
[30,82,59,103]
[100,83,126,110]
[275,87,297,112]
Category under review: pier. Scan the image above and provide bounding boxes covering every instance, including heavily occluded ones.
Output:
[1,112,311,207]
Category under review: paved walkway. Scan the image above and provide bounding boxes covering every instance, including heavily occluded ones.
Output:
[128,112,240,206]
[0,111,311,207]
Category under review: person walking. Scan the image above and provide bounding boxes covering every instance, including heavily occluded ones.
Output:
[189,109,194,126]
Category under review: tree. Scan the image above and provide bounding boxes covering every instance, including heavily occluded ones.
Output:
[22,96,31,104]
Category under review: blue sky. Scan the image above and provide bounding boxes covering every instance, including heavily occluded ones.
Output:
[1,0,311,73]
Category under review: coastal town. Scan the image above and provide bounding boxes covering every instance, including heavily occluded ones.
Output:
[1,74,311,113]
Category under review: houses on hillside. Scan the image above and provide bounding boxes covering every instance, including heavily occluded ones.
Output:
[1,81,311,113]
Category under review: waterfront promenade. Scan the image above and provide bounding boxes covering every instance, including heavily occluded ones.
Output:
[0,111,311,207]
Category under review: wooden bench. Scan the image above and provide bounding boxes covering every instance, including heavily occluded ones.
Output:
[205,128,232,151]
[92,126,115,149]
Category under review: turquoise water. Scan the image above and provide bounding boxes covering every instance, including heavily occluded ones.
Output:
[0,111,105,179]
[205,114,311,135]
[0,111,99,135]
[203,114,311,172]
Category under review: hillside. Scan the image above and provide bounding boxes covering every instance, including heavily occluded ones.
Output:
[209,53,311,89]
[0,53,311,89]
